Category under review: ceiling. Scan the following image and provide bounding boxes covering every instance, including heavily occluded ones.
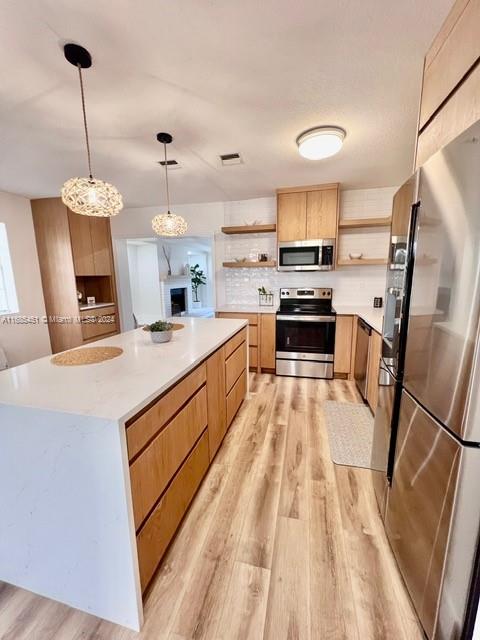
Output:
[0,0,453,208]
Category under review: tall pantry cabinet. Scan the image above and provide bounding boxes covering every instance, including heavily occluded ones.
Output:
[31,197,119,354]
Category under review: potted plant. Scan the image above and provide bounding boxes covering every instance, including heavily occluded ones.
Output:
[190,263,207,308]
[143,320,174,343]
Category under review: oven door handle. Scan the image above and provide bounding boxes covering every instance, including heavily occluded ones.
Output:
[276,315,336,323]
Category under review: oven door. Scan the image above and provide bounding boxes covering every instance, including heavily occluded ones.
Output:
[276,315,336,378]
[276,315,336,356]
[278,243,320,271]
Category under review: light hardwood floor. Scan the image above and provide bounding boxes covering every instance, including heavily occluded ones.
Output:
[0,374,424,640]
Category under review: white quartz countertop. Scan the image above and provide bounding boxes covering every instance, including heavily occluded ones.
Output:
[334,305,384,334]
[0,317,247,422]
[216,304,277,315]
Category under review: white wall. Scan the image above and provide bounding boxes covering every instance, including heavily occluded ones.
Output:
[127,242,162,324]
[216,189,395,308]
[0,192,50,366]
[111,202,225,239]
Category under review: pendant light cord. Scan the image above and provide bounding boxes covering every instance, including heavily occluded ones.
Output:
[77,64,93,180]
[163,142,171,214]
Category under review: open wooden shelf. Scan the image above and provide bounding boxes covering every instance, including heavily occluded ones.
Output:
[337,258,388,267]
[338,217,392,229]
[221,224,276,235]
[222,260,277,268]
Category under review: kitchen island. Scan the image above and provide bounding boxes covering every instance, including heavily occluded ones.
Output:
[0,317,248,630]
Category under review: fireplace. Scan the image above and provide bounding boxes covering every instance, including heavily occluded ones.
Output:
[170,287,187,316]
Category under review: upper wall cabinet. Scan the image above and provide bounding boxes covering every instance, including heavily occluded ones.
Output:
[416,0,480,166]
[276,183,339,242]
[68,212,112,276]
[419,0,480,130]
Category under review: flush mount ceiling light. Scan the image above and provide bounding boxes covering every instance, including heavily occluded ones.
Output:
[61,43,123,217]
[296,126,346,160]
[151,133,188,237]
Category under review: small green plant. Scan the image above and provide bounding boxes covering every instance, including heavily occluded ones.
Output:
[145,320,173,332]
[190,264,207,303]
[258,286,270,295]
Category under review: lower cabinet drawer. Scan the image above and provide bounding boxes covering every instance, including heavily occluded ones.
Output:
[224,327,248,358]
[130,386,207,530]
[136,431,209,592]
[226,369,247,427]
[126,363,206,461]
[225,340,247,393]
[81,313,117,340]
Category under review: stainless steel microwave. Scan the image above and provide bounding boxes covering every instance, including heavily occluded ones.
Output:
[277,239,335,271]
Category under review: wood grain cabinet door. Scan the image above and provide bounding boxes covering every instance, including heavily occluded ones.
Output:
[260,314,276,370]
[333,315,353,375]
[68,209,95,275]
[90,217,112,275]
[419,0,480,130]
[277,192,307,241]
[306,187,338,239]
[206,346,227,460]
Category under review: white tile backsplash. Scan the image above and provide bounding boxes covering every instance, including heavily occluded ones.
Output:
[218,188,396,309]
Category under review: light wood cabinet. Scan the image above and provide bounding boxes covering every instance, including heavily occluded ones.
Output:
[31,198,83,353]
[306,189,338,239]
[276,183,339,243]
[206,347,226,460]
[130,327,247,592]
[334,315,354,375]
[366,330,382,412]
[225,340,248,393]
[130,386,208,530]
[136,432,209,592]
[68,212,113,276]
[226,369,247,427]
[126,363,207,461]
[419,0,480,130]
[67,211,96,276]
[216,312,276,372]
[416,0,480,165]
[260,314,276,370]
[391,180,415,236]
[31,197,119,353]
[80,305,117,341]
[277,192,306,241]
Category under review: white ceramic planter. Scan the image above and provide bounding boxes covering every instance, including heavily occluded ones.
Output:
[149,330,173,344]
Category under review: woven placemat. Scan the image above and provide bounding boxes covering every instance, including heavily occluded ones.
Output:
[51,346,124,366]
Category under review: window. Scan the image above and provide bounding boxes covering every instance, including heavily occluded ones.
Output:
[0,223,19,315]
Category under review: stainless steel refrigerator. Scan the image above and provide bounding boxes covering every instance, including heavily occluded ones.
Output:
[374,120,480,639]
[370,173,418,517]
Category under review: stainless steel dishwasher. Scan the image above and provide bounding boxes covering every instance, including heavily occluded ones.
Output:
[354,317,371,400]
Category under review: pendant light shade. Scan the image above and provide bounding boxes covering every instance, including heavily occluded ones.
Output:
[61,44,123,217]
[151,133,188,237]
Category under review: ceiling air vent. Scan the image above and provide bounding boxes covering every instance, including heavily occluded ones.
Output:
[220,152,242,166]
[158,159,181,169]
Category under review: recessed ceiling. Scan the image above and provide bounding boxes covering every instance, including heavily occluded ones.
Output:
[0,0,452,207]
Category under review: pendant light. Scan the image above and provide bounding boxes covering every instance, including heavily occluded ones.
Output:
[61,43,123,217]
[151,133,188,236]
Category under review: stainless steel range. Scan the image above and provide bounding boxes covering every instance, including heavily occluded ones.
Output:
[275,287,336,379]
